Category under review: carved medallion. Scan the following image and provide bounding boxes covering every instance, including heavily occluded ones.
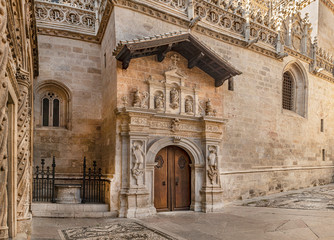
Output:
[178,156,186,169]
[155,155,164,169]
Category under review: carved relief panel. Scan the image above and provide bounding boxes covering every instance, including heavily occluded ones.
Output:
[130,140,146,186]
[144,54,200,116]
[207,145,220,186]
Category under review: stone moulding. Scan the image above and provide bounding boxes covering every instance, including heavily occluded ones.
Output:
[220,165,334,175]
[116,107,226,138]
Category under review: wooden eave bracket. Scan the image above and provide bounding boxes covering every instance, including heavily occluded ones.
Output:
[114,33,242,86]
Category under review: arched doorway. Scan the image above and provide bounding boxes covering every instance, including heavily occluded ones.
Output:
[154,146,191,211]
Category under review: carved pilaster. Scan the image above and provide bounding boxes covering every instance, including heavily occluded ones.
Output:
[119,117,152,217]
[0,0,9,237]
[16,68,32,230]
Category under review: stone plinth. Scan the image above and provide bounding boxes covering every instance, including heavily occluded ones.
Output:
[55,184,81,204]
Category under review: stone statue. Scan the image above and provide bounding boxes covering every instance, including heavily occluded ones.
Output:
[155,93,164,110]
[207,146,218,184]
[133,90,141,107]
[131,141,145,185]
[141,92,149,108]
[208,147,217,170]
[170,87,179,109]
[132,142,145,170]
[133,90,149,108]
[185,98,193,114]
[206,99,214,116]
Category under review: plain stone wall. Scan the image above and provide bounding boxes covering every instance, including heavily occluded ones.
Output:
[318,1,334,52]
[303,0,334,52]
[107,6,334,208]
[100,10,117,207]
[34,35,102,175]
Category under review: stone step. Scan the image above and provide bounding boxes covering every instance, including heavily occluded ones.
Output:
[32,203,118,218]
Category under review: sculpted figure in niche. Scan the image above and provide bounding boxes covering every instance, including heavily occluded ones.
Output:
[205,99,213,116]
[170,87,179,109]
[155,93,164,110]
[132,90,149,108]
[131,141,145,185]
[133,90,141,107]
[207,146,218,184]
[185,98,193,114]
[132,141,145,170]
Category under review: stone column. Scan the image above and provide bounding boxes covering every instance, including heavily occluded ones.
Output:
[0,0,9,237]
[16,69,32,234]
[200,118,224,213]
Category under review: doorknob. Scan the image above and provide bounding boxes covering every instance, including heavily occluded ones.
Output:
[175,177,179,186]
[162,181,166,186]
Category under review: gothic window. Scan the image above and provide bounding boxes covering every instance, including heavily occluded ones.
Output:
[282,62,308,117]
[42,92,61,127]
[282,71,294,111]
[36,81,72,129]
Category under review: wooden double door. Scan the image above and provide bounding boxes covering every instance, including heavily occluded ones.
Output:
[154,146,191,211]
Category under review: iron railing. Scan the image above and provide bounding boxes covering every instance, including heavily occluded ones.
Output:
[33,157,56,202]
[82,157,106,203]
[33,156,105,203]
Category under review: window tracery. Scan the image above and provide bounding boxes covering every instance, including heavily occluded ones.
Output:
[42,92,61,127]
[35,81,72,129]
[282,62,308,117]
[282,71,294,111]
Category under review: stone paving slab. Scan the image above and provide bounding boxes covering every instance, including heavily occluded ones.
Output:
[30,185,334,240]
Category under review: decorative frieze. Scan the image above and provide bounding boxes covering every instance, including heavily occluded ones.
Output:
[35,0,96,35]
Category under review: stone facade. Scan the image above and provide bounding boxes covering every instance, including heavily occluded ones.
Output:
[33,35,102,175]
[2,0,334,238]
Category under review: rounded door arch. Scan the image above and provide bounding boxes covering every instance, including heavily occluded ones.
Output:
[154,146,191,211]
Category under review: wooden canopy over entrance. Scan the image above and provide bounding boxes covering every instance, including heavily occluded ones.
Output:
[113,31,242,87]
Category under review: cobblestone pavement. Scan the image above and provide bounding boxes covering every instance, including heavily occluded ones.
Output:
[242,184,334,210]
[30,185,334,240]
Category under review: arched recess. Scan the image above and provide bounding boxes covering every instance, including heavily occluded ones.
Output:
[146,137,205,212]
[282,60,308,117]
[35,80,72,129]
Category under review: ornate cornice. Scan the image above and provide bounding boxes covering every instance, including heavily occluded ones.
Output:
[37,27,100,43]
[35,0,96,35]
[36,0,114,44]
[284,46,313,63]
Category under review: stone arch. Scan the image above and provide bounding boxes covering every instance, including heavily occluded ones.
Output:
[35,80,72,129]
[147,137,204,166]
[146,137,205,212]
[282,60,308,117]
